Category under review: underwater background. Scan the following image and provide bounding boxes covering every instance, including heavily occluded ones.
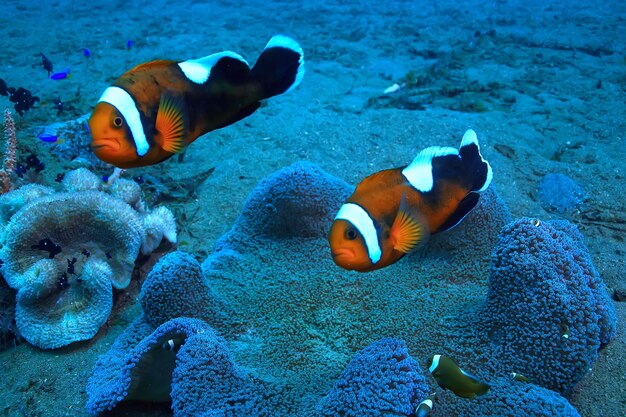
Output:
[0,0,624,416]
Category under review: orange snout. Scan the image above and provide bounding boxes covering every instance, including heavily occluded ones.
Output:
[88,102,137,167]
[328,220,372,271]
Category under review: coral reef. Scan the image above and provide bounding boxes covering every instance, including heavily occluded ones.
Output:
[537,173,586,213]
[215,160,352,248]
[87,313,278,416]
[139,251,215,328]
[317,337,429,416]
[86,317,211,414]
[0,168,177,348]
[86,163,614,415]
[484,218,616,394]
[37,114,108,168]
[431,377,582,417]
[171,326,282,417]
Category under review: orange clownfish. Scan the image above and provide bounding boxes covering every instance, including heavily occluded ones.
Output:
[89,35,304,168]
[328,129,493,272]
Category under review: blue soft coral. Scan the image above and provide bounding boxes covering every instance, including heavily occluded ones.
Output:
[139,251,215,328]
[485,218,617,394]
[317,338,429,416]
[86,317,211,415]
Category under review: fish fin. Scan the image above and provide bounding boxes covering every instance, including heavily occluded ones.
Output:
[458,129,493,192]
[155,92,188,154]
[437,192,480,232]
[390,194,430,253]
[250,35,305,98]
[130,59,174,72]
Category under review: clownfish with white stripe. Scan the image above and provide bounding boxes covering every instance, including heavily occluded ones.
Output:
[89,35,304,168]
[426,354,490,399]
[328,129,492,272]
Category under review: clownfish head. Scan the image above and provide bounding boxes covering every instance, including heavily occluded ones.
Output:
[89,101,138,168]
[328,218,376,272]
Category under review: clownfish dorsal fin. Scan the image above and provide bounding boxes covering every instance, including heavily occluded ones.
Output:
[155,92,188,154]
[390,193,430,253]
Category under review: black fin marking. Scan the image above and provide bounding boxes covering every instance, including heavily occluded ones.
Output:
[209,56,251,85]
[250,36,304,99]
[458,130,492,192]
[438,192,480,232]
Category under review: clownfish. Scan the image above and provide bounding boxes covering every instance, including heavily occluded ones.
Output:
[89,35,304,168]
[415,394,437,417]
[427,354,490,399]
[328,129,492,272]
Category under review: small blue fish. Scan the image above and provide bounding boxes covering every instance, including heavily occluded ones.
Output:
[38,133,58,143]
[83,48,91,58]
[126,40,134,50]
[50,68,71,80]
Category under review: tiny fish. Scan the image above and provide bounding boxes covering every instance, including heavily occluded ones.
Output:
[38,133,58,143]
[50,68,71,80]
[510,372,529,383]
[40,52,53,75]
[89,35,304,168]
[415,394,436,417]
[329,129,492,272]
[427,354,490,399]
[31,238,62,259]
[83,48,91,58]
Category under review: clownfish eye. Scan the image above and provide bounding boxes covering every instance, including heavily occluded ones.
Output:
[345,226,358,241]
[113,116,124,127]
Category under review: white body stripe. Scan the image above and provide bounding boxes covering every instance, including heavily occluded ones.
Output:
[402,146,457,192]
[429,355,441,373]
[335,203,381,264]
[419,399,433,409]
[264,35,305,93]
[98,86,149,156]
[461,129,493,191]
[178,51,249,84]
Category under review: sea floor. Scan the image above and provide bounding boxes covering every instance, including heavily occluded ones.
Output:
[0,0,624,416]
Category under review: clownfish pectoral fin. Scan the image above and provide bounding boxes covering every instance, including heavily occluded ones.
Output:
[155,92,188,154]
[390,194,430,253]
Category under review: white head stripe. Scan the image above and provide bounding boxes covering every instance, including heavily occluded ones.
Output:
[429,355,441,373]
[402,146,457,192]
[264,35,305,93]
[97,86,149,156]
[178,51,249,84]
[335,203,381,264]
[461,129,493,192]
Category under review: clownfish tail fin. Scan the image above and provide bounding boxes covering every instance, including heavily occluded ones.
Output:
[250,35,305,99]
[459,129,493,192]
